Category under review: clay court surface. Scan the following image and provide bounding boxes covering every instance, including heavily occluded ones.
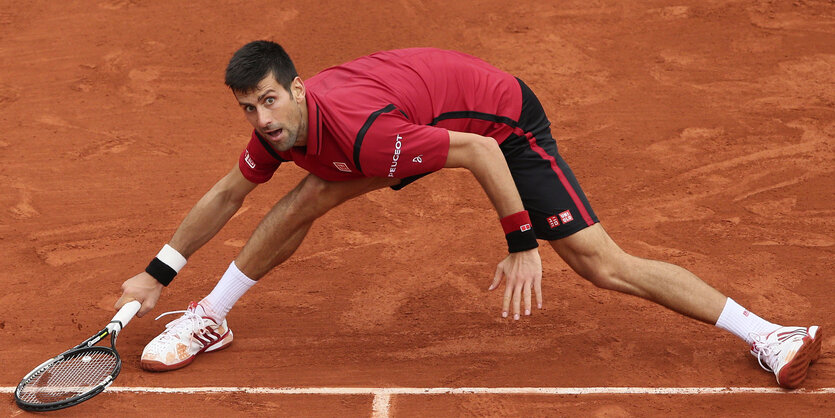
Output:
[1,0,833,416]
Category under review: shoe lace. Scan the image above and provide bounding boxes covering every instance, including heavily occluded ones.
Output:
[153,308,205,346]
[749,332,779,372]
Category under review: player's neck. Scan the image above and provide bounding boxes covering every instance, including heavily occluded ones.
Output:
[296,97,309,147]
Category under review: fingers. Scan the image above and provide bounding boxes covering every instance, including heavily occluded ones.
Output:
[116,272,164,317]
[116,295,151,318]
[116,294,145,316]
[512,282,522,320]
[505,275,536,320]
[535,276,543,309]
[137,300,153,318]
[489,263,504,291]
[114,295,129,311]
[499,269,531,320]
[496,249,543,320]
[502,279,512,318]
[524,281,532,316]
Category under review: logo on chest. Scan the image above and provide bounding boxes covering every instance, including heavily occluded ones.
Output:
[333,162,352,172]
[244,150,256,169]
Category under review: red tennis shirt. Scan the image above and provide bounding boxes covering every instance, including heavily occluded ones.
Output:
[239,48,523,183]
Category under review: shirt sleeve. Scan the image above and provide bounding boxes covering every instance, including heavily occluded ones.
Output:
[238,131,283,183]
[357,109,449,179]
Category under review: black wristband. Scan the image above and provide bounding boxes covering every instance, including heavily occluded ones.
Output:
[505,229,539,253]
[145,257,177,286]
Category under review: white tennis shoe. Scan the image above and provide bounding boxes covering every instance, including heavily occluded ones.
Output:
[749,325,821,389]
[140,301,233,372]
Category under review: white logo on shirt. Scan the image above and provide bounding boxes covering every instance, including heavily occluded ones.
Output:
[245,150,256,169]
[388,134,403,178]
[333,162,352,172]
[412,155,423,163]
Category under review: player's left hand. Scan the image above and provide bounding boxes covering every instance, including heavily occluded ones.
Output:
[488,247,542,320]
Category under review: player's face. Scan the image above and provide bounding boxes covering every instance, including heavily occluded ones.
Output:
[235,74,307,152]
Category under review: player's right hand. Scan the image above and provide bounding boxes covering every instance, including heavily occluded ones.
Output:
[488,247,542,320]
[115,272,164,318]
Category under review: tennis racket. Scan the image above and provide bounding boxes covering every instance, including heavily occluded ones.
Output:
[15,300,142,411]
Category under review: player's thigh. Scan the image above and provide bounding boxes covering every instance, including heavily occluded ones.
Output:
[295,174,400,209]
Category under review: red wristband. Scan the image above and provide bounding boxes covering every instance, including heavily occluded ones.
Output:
[500,211,533,235]
[500,211,538,253]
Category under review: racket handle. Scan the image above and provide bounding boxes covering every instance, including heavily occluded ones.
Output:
[107,300,142,333]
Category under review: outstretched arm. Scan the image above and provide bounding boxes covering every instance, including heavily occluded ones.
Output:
[115,165,258,317]
[444,131,542,320]
[168,167,258,257]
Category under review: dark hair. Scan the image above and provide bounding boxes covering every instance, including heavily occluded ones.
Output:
[225,40,298,93]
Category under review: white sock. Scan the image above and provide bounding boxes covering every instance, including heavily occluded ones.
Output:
[715,298,780,345]
[199,261,257,323]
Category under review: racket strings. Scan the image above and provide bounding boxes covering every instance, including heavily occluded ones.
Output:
[18,350,118,404]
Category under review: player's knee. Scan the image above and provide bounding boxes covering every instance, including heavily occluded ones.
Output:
[296,175,330,199]
[567,249,630,291]
[288,175,333,217]
[579,264,622,290]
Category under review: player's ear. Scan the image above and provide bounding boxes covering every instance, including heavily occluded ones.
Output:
[291,77,305,103]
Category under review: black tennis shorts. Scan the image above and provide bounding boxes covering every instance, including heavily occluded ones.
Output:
[395,77,599,241]
[501,78,598,240]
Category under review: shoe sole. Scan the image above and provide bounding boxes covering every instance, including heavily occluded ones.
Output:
[140,330,234,372]
[776,326,822,389]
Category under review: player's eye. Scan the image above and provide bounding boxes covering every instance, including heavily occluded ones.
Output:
[244,105,255,113]
[265,97,276,105]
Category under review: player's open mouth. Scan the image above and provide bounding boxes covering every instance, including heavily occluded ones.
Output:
[264,128,283,140]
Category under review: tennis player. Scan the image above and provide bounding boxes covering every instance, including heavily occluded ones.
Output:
[115,41,821,388]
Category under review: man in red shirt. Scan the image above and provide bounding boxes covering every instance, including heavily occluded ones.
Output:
[116,41,820,388]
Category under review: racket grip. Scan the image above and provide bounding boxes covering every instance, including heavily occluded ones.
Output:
[108,300,142,333]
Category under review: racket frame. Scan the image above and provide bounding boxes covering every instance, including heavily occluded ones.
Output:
[14,301,140,411]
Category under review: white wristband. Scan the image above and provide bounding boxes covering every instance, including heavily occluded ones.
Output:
[156,244,187,272]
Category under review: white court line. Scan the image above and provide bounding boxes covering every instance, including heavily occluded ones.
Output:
[6,387,833,418]
[3,386,835,394]
[371,392,391,418]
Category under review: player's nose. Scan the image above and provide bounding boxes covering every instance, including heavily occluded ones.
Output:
[256,108,273,129]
